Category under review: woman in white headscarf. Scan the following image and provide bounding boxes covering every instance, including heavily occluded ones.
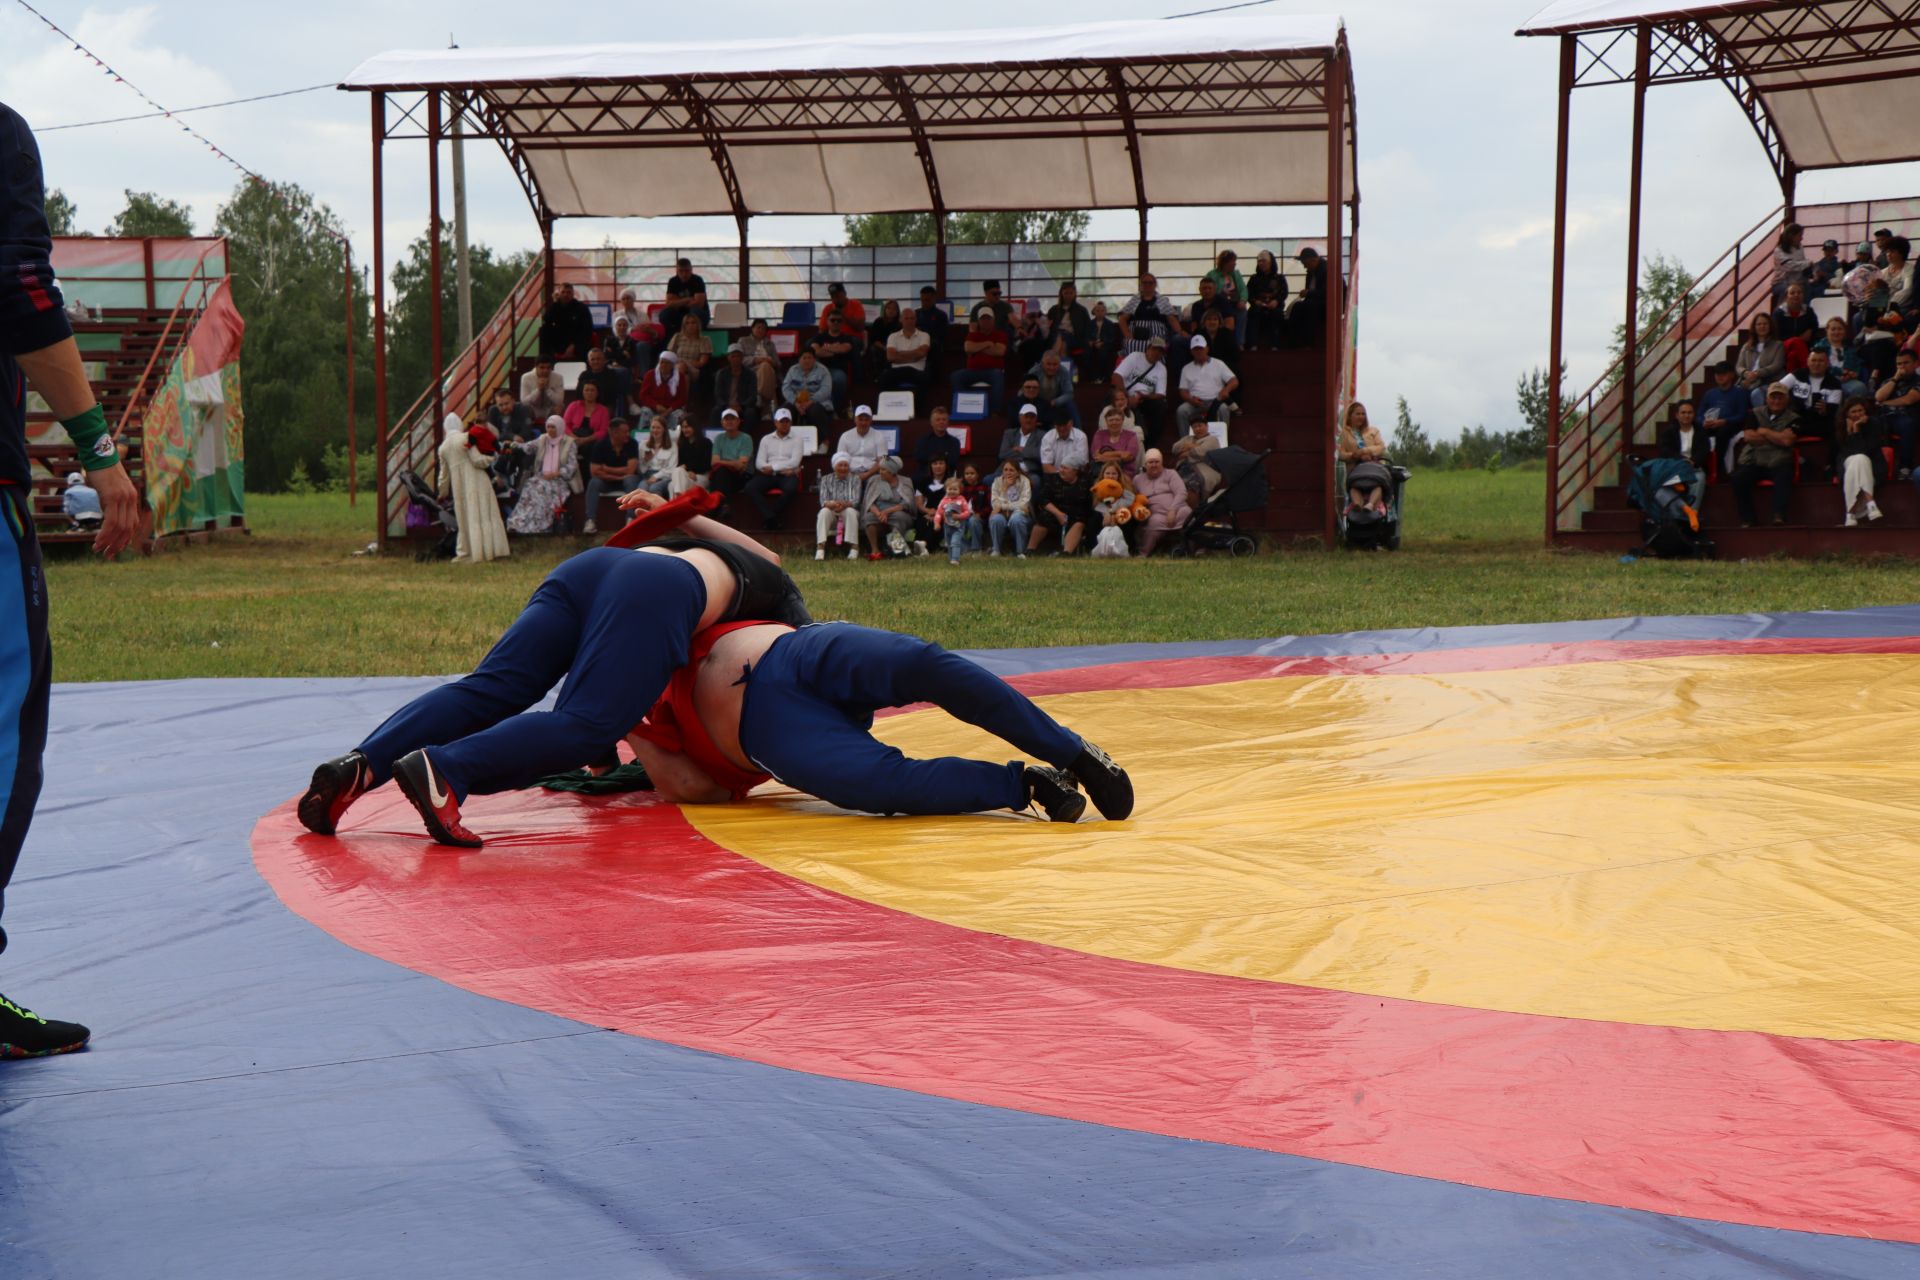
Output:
[437,413,511,561]
[507,414,577,535]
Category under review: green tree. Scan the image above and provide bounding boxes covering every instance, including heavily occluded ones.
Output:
[213,178,371,492]
[1512,364,1572,460]
[843,211,1092,246]
[43,188,79,236]
[1391,396,1444,468]
[385,232,536,420]
[1608,252,1698,368]
[106,189,195,238]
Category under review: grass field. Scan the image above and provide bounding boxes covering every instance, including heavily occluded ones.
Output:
[40,467,1920,681]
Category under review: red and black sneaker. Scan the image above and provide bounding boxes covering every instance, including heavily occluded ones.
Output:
[297,751,373,836]
[391,749,484,848]
[0,991,89,1060]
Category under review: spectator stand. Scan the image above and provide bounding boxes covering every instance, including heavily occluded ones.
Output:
[344,17,1360,550]
[1521,1,1920,557]
[26,237,240,550]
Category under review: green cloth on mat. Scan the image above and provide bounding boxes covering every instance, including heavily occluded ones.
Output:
[538,762,656,794]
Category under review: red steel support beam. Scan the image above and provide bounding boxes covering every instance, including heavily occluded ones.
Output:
[541,215,555,303]
[1621,25,1651,456]
[1546,35,1574,545]
[1107,67,1150,277]
[1323,51,1346,549]
[427,90,446,436]
[344,241,356,507]
[371,91,390,552]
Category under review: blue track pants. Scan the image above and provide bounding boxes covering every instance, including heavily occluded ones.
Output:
[356,547,703,798]
[738,623,1082,815]
[0,487,49,955]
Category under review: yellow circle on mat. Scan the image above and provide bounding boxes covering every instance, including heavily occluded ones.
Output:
[685,653,1920,1045]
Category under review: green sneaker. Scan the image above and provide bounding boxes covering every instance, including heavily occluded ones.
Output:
[0,991,90,1060]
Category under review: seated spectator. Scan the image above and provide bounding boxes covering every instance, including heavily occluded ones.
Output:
[1875,228,1895,268]
[866,299,902,379]
[582,417,641,532]
[1089,459,1139,549]
[634,351,689,436]
[1844,242,1882,317]
[915,285,950,344]
[734,318,783,414]
[671,416,711,498]
[1773,223,1813,301]
[1135,449,1191,557]
[1082,300,1122,384]
[1120,274,1179,357]
[1104,385,1144,449]
[1186,277,1234,340]
[1657,401,1712,504]
[1112,335,1171,446]
[577,346,622,409]
[934,470,983,565]
[1287,247,1327,344]
[1786,350,1846,470]
[1337,402,1386,467]
[1091,405,1141,478]
[707,409,754,509]
[61,470,100,530]
[1774,283,1819,347]
[745,409,805,528]
[914,454,957,547]
[821,281,867,336]
[564,379,611,445]
[1206,250,1249,346]
[815,451,863,559]
[616,288,645,336]
[916,406,962,480]
[710,347,760,432]
[809,313,863,411]
[638,417,678,497]
[1013,308,1051,373]
[670,313,714,399]
[1700,360,1752,448]
[537,282,592,359]
[1199,308,1243,372]
[1246,249,1289,351]
[1885,236,1918,320]
[837,407,889,482]
[988,459,1033,558]
[659,258,708,333]
[959,462,991,527]
[1812,316,1872,398]
[1731,383,1800,527]
[1047,282,1092,363]
[1835,395,1888,526]
[1030,350,1078,430]
[605,316,643,389]
[862,455,921,559]
[1000,404,1047,486]
[1009,375,1054,429]
[1861,306,1907,383]
[1809,238,1845,298]
[1176,337,1239,436]
[520,359,566,421]
[506,416,577,535]
[1040,416,1090,477]
[881,306,934,412]
[486,386,535,444]
[781,348,835,428]
[1028,462,1092,556]
[950,312,1009,414]
[970,279,1013,332]
[1875,347,1920,476]
[1735,312,1785,406]
[1172,418,1225,498]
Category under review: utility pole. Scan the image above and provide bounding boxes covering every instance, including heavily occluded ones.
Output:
[448,65,474,352]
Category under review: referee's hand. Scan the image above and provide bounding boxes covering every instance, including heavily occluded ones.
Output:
[89,463,139,558]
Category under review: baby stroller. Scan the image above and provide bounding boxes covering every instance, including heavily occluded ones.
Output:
[1340,461,1409,551]
[399,468,459,561]
[1627,456,1714,559]
[1170,446,1270,557]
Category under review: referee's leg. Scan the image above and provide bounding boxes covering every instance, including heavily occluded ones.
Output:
[0,485,51,954]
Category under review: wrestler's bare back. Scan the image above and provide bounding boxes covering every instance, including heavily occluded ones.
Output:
[694,623,793,771]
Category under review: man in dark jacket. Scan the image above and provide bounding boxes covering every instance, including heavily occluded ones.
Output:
[538,283,593,359]
[0,102,140,1059]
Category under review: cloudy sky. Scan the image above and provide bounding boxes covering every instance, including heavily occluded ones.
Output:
[4,0,1915,435]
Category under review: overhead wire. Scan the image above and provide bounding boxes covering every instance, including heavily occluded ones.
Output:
[37,83,335,132]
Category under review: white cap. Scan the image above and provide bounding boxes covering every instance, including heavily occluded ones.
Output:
[854,404,873,419]
[65,471,83,486]
[721,408,740,420]
[659,350,678,363]
[1018,404,1039,417]
[832,451,853,467]
[774,407,793,423]
[1189,335,1208,349]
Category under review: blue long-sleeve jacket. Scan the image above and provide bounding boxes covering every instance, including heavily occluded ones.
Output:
[1,102,72,486]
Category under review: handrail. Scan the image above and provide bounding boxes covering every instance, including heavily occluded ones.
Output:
[115,243,223,444]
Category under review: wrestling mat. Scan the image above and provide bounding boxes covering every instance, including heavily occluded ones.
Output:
[5,608,1920,1278]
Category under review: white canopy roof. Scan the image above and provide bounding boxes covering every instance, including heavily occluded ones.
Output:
[1518,1,1920,170]
[343,17,1357,219]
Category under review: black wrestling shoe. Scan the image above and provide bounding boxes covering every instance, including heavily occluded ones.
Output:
[1023,766,1087,823]
[391,749,484,848]
[1069,742,1134,821]
[297,750,373,835]
[0,992,89,1060]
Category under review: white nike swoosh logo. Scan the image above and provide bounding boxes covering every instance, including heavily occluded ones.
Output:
[424,763,449,810]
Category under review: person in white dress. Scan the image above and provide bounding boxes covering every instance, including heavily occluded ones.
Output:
[437,413,510,562]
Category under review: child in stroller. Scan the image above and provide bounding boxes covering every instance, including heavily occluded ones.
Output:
[1339,460,1406,551]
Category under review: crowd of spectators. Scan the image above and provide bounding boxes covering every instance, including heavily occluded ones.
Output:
[1652,223,1920,529]
[457,249,1316,553]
